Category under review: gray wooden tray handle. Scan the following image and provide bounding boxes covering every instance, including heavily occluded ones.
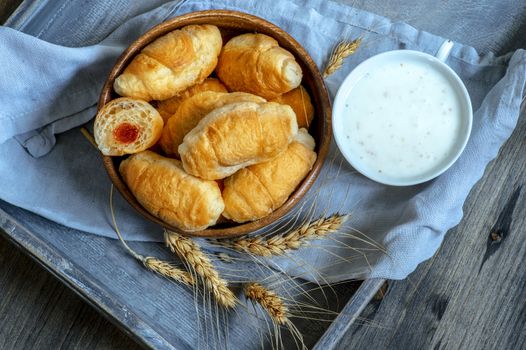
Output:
[313,278,386,350]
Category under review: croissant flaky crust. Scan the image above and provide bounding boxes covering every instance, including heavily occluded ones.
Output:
[179,101,298,180]
[119,151,224,231]
[216,33,302,100]
[222,129,317,223]
[271,85,314,129]
[94,97,163,156]
[114,25,222,101]
[155,78,227,122]
[159,91,266,157]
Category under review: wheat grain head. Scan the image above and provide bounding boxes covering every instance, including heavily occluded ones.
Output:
[164,230,237,308]
[143,257,194,286]
[323,38,362,77]
[245,282,289,326]
[230,214,349,257]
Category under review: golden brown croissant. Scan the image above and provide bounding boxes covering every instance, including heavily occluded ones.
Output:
[119,150,224,231]
[159,91,266,158]
[114,25,222,101]
[271,85,314,129]
[94,97,164,156]
[179,102,298,180]
[216,33,302,99]
[156,78,227,122]
[222,129,317,223]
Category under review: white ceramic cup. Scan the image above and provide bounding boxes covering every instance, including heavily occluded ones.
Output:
[332,41,473,186]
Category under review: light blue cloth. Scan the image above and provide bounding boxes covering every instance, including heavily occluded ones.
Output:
[0,0,524,280]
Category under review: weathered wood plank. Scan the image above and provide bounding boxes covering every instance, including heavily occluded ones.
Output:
[336,106,526,349]
[313,279,386,350]
[0,0,19,23]
[0,234,141,350]
[1,0,526,349]
[345,0,526,54]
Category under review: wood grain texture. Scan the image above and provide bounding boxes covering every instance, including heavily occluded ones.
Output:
[335,106,526,349]
[344,0,526,55]
[1,0,526,349]
[0,234,141,350]
[0,0,19,23]
[313,278,386,350]
[0,214,362,349]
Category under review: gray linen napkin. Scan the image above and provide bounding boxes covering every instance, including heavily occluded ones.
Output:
[0,0,524,280]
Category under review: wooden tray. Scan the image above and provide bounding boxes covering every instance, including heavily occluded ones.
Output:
[2,1,382,349]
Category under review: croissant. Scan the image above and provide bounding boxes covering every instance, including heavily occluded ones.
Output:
[156,78,227,122]
[114,25,222,101]
[216,33,302,99]
[119,150,224,231]
[179,102,298,180]
[159,91,266,157]
[271,85,314,129]
[222,129,317,223]
[94,97,163,156]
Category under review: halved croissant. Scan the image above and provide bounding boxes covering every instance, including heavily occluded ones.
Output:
[271,85,314,129]
[159,91,266,158]
[94,97,163,156]
[119,150,224,231]
[222,129,317,223]
[179,101,298,180]
[216,33,302,99]
[114,25,222,101]
[155,78,227,122]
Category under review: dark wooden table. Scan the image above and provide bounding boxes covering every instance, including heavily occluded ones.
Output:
[1,0,525,349]
[337,94,526,350]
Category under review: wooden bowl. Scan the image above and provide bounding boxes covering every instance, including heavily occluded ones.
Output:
[99,10,331,238]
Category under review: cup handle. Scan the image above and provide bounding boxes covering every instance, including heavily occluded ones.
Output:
[435,40,454,62]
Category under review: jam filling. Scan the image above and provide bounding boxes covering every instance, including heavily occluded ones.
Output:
[113,123,140,144]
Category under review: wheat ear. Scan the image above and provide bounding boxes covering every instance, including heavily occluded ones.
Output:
[143,257,194,286]
[322,38,362,78]
[230,214,349,257]
[164,230,237,308]
[245,283,289,326]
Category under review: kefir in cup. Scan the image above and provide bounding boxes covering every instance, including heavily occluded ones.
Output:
[333,42,472,186]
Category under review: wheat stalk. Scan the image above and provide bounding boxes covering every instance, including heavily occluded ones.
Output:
[80,127,98,148]
[229,214,349,257]
[322,38,362,78]
[80,129,194,287]
[106,183,193,287]
[164,230,237,308]
[143,257,194,286]
[245,283,289,325]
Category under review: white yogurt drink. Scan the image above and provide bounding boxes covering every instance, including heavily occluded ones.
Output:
[333,50,472,186]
